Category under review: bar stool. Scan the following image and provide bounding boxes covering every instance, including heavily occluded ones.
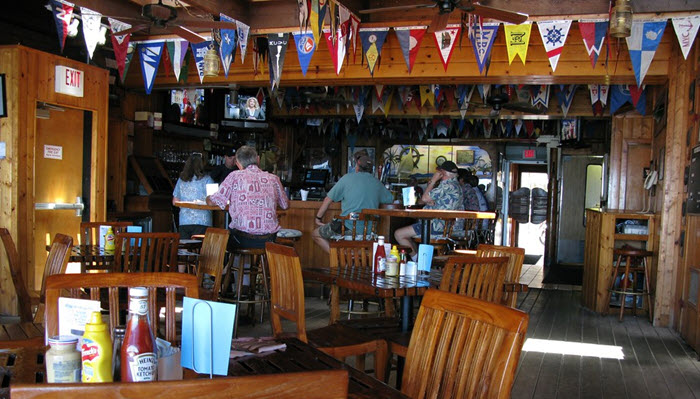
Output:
[607,247,654,322]
[220,248,270,336]
[275,228,302,246]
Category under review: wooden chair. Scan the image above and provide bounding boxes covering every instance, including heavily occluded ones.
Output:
[439,255,509,303]
[265,242,387,382]
[476,244,526,308]
[336,213,380,241]
[0,228,33,322]
[113,232,179,273]
[11,369,349,399]
[412,218,457,255]
[196,228,229,301]
[402,289,529,399]
[45,272,199,344]
[79,221,133,245]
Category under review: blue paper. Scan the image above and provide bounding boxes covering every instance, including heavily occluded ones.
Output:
[181,297,237,376]
[417,244,433,272]
[126,226,142,246]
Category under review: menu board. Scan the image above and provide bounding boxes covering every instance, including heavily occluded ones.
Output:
[688,144,700,215]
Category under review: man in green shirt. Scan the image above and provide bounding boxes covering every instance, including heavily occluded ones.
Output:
[313,152,394,253]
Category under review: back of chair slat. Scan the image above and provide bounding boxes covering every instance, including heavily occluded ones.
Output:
[328,240,374,270]
[339,213,380,240]
[439,255,509,303]
[45,273,199,344]
[476,244,525,307]
[41,234,73,301]
[114,232,179,273]
[11,369,349,399]
[265,242,307,343]
[402,289,529,399]
[79,221,133,245]
[0,228,33,322]
[196,228,229,299]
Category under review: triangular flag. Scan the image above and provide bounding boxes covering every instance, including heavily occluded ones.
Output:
[382,88,394,117]
[610,85,646,115]
[514,119,523,136]
[166,40,189,82]
[122,43,135,83]
[504,22,532,65]
[556,84,578,116]
[298,0,309,32]
[237,20,250,63]
[589,84,609,107]
[672,16,700,60]
[108,18,131,81]
[219,14,237,78]
[477,84,490,101]
[359,28,390,76]
[371,93,381,113]
[531,85,550,108]
[138,42,164,95]
[349,14,361,57]
[469,22,499,75]
[190,41,212,84]
[80,7,102,60]
[394,26,427,74]
[326,20,348,75]
[50,0,74,52]
[268,33,289,90]
[578,20,608,69]
[432,25,461,71]
[310,0,320,46]
[537,20,572,72]
[375,85,386,101]
[626,20,666,86]
[318,0,328,42]
[293,31,316,76]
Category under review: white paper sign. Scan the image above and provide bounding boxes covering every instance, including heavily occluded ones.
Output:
[57,297,101,341]
[55,65,85,97]
[44,145,63,160]
[206,183,220,196]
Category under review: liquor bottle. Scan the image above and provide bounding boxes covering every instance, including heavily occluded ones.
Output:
[121,287,157,382]
[374,236,386,275]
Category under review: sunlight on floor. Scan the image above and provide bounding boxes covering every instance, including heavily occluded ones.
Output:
[522,338,624,359]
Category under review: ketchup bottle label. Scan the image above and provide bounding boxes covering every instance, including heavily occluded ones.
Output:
[126,351,157,382]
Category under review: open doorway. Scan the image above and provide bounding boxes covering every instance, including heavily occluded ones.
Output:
[515,166,548,266]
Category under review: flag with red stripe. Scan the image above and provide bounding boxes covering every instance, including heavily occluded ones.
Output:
[537,20,572,72]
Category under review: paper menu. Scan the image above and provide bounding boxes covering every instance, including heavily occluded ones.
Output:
[181,297,237,376]
[402,186,416,206]
[57,297,101,342]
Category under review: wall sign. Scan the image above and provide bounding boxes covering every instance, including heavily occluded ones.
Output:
[54,65,84,97]
[44,145,63,160]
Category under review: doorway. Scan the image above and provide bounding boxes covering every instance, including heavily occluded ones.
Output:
[515,166,548,266]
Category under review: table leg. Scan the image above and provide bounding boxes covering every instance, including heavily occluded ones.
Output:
[421,220,430,245]
[330,285,340,325]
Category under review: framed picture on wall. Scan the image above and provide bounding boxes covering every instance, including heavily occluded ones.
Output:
[0,74,6,118]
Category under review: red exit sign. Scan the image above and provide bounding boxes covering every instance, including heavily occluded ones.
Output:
[54,65,84,97]
[523,149,536,159]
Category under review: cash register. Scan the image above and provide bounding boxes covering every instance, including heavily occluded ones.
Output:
[298,169,329,200]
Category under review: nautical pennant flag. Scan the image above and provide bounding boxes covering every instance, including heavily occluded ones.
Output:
[138,42,164,94]
[359,28,390,76]
[537,20,572,72]
[672,15,700,60]
[531,85,550,108]
[80,7,103,60]
[515,86,531,103]
[394,26,427,74]
[381,88,393,117]
[610,84,646,115]
[504,22,532,65]
[268,33,289,90]
[578,20,608,69]
[469,22,499,75]
[514,119,523,136]
[375,85,387,101]
[318,0,328,41]
[323,29,345,75]
[349,14,361,58]
[432,25,461,71]
[477,84,490,101]
[293,31,316,76]
[166,40,188,82]
[333,12,350,75]
[310,0,320,47]
[122,43,136,83]
[589,84,609,107]
[298,0,309,32]
[371,92,381,113]
[457,85,475,119]
[190,41,211,84]
[398,86,412,108]
[219,14,237,77]
[108,18,131,81]
[626,20,666,86]
[556,84,578,116]
[237,20,250,63]
[50,0,74,52]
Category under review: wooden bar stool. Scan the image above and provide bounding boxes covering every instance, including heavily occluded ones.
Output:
[220,248,270,336]
[607,248,654,322]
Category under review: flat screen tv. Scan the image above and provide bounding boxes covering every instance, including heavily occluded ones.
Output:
[224,93,267,121]
[170,89,205,124]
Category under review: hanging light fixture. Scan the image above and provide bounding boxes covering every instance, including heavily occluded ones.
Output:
[609,0,633,38]
[203,45,220,77]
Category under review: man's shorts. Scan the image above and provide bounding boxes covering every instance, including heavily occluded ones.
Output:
[318,219,343,239]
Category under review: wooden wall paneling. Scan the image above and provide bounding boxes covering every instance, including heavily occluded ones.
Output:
[608,116,653,210]
[277,201,342,269]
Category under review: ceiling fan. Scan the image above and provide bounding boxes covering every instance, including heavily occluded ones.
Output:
[359,0,528,33]
[469,86,545,117]
[109,0,237,43]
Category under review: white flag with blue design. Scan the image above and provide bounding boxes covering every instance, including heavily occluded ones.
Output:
[138,42,164,94]
[626,20,666,86]
[537,20,572,72]
[190,41,212,84]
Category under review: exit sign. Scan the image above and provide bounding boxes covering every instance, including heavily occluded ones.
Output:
[523,149,536,159]
[55,65,84,97]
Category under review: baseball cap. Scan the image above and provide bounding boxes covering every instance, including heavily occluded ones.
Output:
[437,160,458,174]
[224,148,236,157]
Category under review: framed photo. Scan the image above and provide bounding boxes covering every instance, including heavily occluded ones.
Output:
[0,74,6,118]
[658,147,665,181]
[561,118,578,141]
[348,146,375,173]
[456,149,475,165]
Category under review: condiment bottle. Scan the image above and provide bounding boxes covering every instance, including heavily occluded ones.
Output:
[374,236,386,275]
[390,245,400,262]
[104,227,115,252]
[46,335,81,383]
[81,311,113,382]
[399,249,407,275]
[121,287,158,382]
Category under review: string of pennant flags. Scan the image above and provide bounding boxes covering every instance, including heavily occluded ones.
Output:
[49,0,700,98]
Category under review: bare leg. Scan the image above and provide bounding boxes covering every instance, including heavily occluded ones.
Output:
[395,225,418,256]
[312,226,330,254]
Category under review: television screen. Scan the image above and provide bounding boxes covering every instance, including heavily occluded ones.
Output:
[303,169,329,188]
[224,94,267,121]
[170,89,205,124]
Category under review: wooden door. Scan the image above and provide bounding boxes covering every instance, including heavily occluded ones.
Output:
[33,105,84,290]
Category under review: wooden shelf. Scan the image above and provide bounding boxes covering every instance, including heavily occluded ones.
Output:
[614,234,650,241]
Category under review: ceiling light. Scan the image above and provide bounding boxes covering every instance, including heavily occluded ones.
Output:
[609,0,633,38]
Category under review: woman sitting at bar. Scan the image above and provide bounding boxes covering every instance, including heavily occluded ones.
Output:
[172,154,214,239]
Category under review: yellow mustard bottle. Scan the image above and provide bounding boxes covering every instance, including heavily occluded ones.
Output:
[390,245,400,261]
[81,311,113,382]
[104,227,115,252]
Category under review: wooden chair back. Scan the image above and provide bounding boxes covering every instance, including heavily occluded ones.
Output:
[45,272,198,344]
[114,232,179,273]
[196,228,229,300]
[402,289,529,399]
[79,221,133,245]
[11,369,349,399]
[338,213,380,241]
[41,233,73,301]
[0,228,33,322]
[329,240,374,270]
[476,244,525,307]
[265,242,307,343]
[439,255,509,303]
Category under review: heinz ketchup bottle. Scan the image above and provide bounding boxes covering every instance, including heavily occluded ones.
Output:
[121,287,157,382]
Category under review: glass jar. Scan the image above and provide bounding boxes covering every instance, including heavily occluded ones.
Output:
[46,335,81,383]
